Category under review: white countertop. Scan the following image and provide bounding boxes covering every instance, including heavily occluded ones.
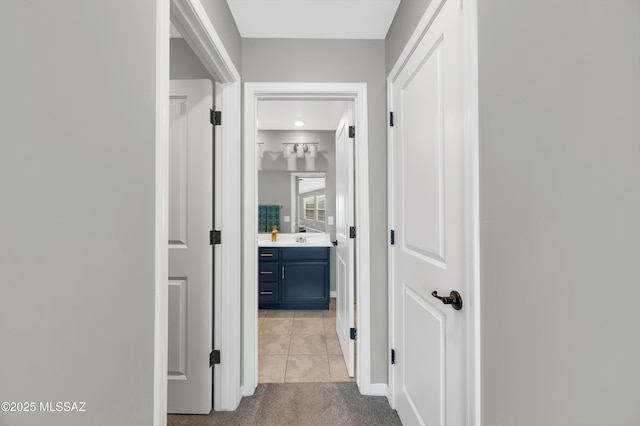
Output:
[258,232,333,248]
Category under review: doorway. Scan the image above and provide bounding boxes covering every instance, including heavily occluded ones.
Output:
[157,1,243,420]
[243,83,373,395]
[255,101,354,383]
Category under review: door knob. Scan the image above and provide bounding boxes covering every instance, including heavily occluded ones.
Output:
[431,290,463,311]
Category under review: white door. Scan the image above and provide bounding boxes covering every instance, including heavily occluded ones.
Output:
[335,113,355,377]
[390,0,468,424]
[168,79,214,414]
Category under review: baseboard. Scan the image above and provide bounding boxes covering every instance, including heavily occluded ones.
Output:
[330,291,336,298]
[369,383,388,397]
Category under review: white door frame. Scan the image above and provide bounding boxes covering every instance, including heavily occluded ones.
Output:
[155,0,242,423]
[386,0,481,423]
[243,82,373,395]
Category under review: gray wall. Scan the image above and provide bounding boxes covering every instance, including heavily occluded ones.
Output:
[385,0,432,75]
[171,38,216,80]
[0,1,157,425]
[200,0,242,74]
[258,171,292,232]
[478,1,640,425]
[243,39,388,383]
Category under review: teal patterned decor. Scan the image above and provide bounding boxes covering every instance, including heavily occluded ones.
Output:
[258,205,280,232]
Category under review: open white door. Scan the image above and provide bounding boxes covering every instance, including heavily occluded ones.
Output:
[390,0,468,424]
[168,79,213,414]
[335,112,355,377]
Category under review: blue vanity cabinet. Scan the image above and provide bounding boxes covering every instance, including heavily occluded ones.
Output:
[258,246,329,309]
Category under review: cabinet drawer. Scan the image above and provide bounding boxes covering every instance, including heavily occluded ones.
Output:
[258,248,279,261]
[259,262,279,282]
[258,283,278,302]
[280,247,329,261]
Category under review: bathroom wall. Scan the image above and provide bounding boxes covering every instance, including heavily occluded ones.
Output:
[257,171,291,232]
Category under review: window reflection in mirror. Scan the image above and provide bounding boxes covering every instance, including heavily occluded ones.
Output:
[297,177,326,233]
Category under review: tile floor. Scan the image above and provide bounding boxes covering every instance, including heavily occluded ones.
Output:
[258,299,355,384]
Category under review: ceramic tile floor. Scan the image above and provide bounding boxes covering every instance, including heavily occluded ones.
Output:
[258,299,355,384]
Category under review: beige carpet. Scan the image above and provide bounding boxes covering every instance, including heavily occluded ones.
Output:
[168,382,402,426]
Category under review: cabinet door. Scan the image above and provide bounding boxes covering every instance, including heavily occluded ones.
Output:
[281,262,328,302]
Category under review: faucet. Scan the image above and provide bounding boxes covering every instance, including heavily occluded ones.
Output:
[296,236,307,243]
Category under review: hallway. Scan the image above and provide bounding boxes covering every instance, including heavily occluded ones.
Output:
[167,382,401,426]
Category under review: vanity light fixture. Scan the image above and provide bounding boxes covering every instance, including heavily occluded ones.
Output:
[282,143,318,159]
[283,144,292,158]
[296,143,305,158]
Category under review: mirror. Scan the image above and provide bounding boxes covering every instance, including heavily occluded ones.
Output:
[257,127,336,235]
[258,171,327,233]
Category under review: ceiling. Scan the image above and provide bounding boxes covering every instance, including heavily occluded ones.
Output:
[174,2,393,130]
[258,100,350,131]
[226,0,401,39]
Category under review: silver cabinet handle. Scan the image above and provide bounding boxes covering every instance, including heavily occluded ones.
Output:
[282,266,285,279]
[260,253,273,257]
[260,291,273,295]
[260,271,273,275]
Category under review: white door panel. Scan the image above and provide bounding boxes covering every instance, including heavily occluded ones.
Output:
[335,113,355,377]
[403,285,446,425]
[168,79,213,414]
[391,0,467,424]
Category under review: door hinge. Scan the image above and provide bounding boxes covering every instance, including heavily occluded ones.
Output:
[210,350,220,366]
[210,230,221,245]
[348,125,355,138]
[391,348,395,365]
[349,226,356,239]
[350,327,357,340]
[389,111,394,127]
[390,229,395,245]
[210,109,221,126]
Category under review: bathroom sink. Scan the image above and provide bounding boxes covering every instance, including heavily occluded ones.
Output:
[258,233,332,247]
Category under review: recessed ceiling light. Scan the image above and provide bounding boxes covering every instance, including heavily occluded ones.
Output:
[294,121,305,127]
